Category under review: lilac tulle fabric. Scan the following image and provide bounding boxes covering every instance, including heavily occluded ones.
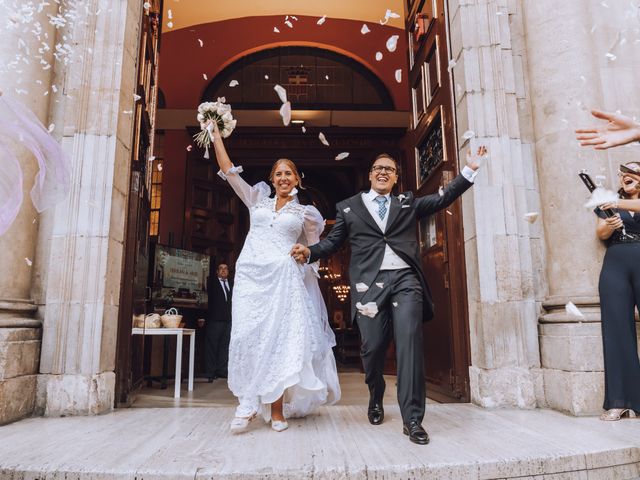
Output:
[0,93,70,235]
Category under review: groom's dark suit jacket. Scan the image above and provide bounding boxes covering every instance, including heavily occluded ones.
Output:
[308,174,473,322]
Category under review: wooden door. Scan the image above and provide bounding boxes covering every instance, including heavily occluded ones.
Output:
[405,0,471,402]
[114,1,162,405]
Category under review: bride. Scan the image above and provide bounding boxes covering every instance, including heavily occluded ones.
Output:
[210,122,340,433]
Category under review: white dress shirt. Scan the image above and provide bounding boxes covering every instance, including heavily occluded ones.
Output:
[362,166,478,271]
[219,278,230,301]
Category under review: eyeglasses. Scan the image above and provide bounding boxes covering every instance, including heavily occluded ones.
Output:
[371,165,397,174]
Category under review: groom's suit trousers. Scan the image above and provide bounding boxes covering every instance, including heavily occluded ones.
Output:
[356,268,425,425]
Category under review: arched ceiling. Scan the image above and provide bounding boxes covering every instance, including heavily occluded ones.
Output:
[161,0,405,31]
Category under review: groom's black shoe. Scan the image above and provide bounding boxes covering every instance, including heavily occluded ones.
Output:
[367,402,384,425]
[403,421,430,445]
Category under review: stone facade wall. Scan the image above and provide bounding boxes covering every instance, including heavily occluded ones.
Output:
[450,0,640,414]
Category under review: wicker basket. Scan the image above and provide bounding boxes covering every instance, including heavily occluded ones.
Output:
[161,308,183,328]
[141,313,161,329]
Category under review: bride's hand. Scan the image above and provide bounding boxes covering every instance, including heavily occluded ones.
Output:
[290,244,310,263]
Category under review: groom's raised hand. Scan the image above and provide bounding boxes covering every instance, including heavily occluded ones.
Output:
[290,243,310,264]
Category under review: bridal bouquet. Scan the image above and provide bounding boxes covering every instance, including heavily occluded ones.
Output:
[193,97,237,157]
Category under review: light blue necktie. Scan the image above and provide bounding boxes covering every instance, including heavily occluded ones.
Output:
[374,195,388,220]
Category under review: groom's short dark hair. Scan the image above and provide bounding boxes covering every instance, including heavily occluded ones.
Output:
[370,153,401,176]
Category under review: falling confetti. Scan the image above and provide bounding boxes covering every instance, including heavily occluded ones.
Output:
[446,210,453,216]
[325,74,330,80]
[356,301,378,318]
[203,73,208,80]
[584,187,619,209]
[264,74,270,80]
[273,27,280,33]
[386,35,399,52]
[198,39,204,47]
[392,302,398,307]
[447,59,457,72]
[375,52,383,61]
[133,94,141,101]
[157,163,163,171]
[335,152,350,161]
[318,132,330,146]
[395,69,402,83]
[143,2,151,9]
[284,20,293,28]
[167,9,173,19]
[274,84,288,103]
[24,258,33,267]
[438,186,444,197]
[605,52,617,61]
[355,283,369,292]
[167,21,173,28]
[317,15,327,25]
[462,130,475,140]
[229,80,239,87]
[523,212,539,223]
[186,145,193,151]
[279,101,292,126]
[375,282,384,288]
[361,24,370,34]
[47,123,55,132]
[123,110,133,115]
[565,302,585,319]
[301,126,306,133]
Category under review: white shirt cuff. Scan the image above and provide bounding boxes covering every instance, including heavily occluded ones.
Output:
[461,165,478,183]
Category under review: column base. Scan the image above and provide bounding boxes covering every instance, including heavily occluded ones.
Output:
[0,326,41,425]
[539,369,604,416]
[469,366,540,409]
[36,372,115,417]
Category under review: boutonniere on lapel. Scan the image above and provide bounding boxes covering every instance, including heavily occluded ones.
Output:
[343,207,351,213]
[397,193,411,208]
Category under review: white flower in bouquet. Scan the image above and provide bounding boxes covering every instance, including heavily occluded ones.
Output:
[193,97,237,158]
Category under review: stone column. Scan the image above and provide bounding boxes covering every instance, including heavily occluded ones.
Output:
[447,0,544,409]
[35,0,142,417]
[522,0,640,414]
[0,2,58,424]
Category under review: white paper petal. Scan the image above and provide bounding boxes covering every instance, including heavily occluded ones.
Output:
[264,74,270,80]
[386,35,399,52]
[25,257,32,266]
[167,21,173,29]
[523,212,539,223]
[186,145,193,151]
[361,24,370,34]
[462,130,475,140]
[375,51,383,61]
[273,27,280,33]
[584,187,619,209]
[438,186,444,197]
[317,15,327,25]
[356,301,378,318]
[273,84,288,103]
[375,282,384,288]
[229,80,239,87]
[301,126,306,133]
[392,302,398,307]
[565,301,585,319]
[202,73,208,80]
[447,59,457,72]
[395,69,402,83]
[335,152,350,161]
[385,9,401,19]
[343,207,351,213]
[279,101,292,126]
[198,39,203,47]
[355,282,369,292]
[285,20,293,28]
[318,132,330,146]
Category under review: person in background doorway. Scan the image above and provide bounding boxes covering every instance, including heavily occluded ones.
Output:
[199,263,233,381]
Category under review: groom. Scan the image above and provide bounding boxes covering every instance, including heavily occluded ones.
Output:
[291,148,484,444]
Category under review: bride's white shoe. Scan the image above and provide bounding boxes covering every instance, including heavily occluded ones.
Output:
[271,419,289,432]
[230,412,257,433]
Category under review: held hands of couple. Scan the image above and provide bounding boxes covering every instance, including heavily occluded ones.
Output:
[575,110,640,150]
[290,244,310,264]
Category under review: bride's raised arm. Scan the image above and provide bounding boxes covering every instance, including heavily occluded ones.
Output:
[211,122,270,208]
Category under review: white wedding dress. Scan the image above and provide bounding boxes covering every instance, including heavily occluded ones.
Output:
[219,166,341,420]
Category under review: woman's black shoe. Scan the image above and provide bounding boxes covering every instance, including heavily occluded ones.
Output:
[402,422,430,445]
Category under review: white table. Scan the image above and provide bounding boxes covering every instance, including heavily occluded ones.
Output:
[131,328,195,398]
